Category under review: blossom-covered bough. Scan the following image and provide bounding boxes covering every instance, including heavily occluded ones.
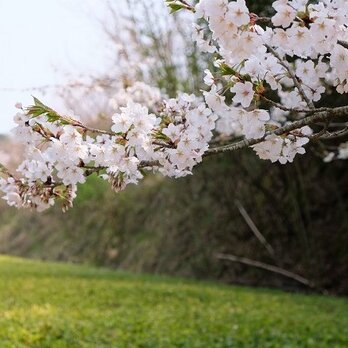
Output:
[1,0,348,212]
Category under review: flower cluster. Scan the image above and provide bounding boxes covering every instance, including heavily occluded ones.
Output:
[194,0,348,162]
[0,93,216,211]
[158,94,216,176]
[195,0,348,97]
[252,126,312,164]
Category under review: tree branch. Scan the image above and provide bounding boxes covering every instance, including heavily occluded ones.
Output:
[259,95,328,114]
[215,253,316,289]
[207,106,348,155]
[0,163,13,178]
[265,44,315,109]
[72,122,115,136]
[321,127,348,140]
[338,40,348,50]
[177,0,195,11]
[235,200,276,259]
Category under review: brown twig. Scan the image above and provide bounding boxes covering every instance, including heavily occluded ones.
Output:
[216,253,316,289]
[177,0,195,11]
[259,95,328,113]
[235,200,276,259]
[265,44,315,109]
[71,122,115,136]
[321,127,348,140]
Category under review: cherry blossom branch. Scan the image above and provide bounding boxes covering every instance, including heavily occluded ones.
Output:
[255,13,348,51]
[207,106,348,155]
[259,95,293,112]
[259,95,328,114]
[72,122,115,136]
[265,44,315,109]
[27,99,116,137]
[254,15,348,51]
[2,1,348,212]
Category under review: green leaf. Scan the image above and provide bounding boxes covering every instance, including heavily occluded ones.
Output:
[33,96,47,108]
[27,97,62,123]
[220,63,236,76]
[165,1,185,14]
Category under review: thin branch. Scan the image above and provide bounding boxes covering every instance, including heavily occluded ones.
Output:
[265,44,315,109]
[310,120,329,140]
[338,40,348,50]
[71,122,115,136]
[207,105,348,155]
[254,16,272,24]
[82,161,160,173]
[321,127,348,140]
[235,200,276,259]
[260,95,328,114]
[260,95,293,112]
[139,160,160,168]
[152,140,173,148]
[0,163,13,178]
[215,253,316,288]
[317,122,348,128]
[177,0,195,11]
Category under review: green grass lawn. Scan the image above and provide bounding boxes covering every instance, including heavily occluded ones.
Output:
[0,256,347,348]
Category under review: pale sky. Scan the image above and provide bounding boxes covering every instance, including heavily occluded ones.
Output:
[0,0,120,133]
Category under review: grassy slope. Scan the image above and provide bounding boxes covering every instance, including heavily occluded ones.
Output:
[0,256,347,348]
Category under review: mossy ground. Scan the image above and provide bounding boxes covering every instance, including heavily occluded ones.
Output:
[0,255,347,347]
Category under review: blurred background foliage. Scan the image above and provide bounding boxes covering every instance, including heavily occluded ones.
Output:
[0,0,347,295]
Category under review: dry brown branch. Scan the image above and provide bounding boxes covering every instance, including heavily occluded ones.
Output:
[235,200,276,259]
[215,253,316,289]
